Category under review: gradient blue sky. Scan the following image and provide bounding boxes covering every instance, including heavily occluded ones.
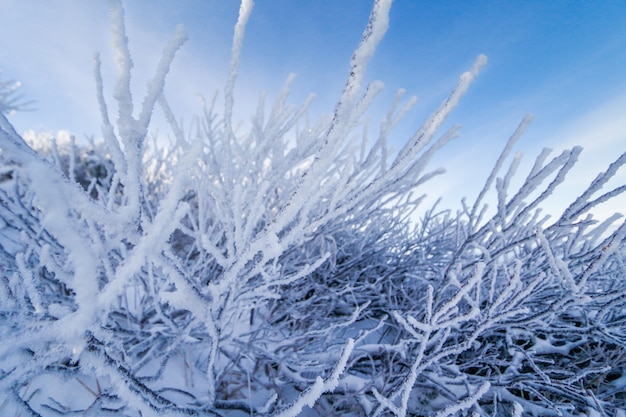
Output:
[1,0,625,221]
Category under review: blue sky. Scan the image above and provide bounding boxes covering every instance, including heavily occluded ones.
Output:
[1,0,625,221]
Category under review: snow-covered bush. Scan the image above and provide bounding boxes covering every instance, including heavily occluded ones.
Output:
[1,0,625,416]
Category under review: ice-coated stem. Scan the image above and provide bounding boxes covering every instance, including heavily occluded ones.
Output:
[106,0,187,229]
[273,338,354,417]
[224,0,254,139]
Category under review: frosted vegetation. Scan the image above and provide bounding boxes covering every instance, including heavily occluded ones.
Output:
[1,0,625,416]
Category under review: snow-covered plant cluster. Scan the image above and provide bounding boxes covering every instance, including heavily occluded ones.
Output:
[1,0,625,416]
[0,70,31,115]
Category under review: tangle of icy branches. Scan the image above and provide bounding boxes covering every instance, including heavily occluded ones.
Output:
[1,1,625,416]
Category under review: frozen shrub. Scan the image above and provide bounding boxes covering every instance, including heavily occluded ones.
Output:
[1,0,625,416]
[369,139,626,416]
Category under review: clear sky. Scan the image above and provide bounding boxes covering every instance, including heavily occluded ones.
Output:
[1,0,625,223]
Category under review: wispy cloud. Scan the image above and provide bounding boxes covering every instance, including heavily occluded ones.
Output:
[547,91,626,221]
[0,0,110,134]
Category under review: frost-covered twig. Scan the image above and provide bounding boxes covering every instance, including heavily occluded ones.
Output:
[273,338,354,417]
